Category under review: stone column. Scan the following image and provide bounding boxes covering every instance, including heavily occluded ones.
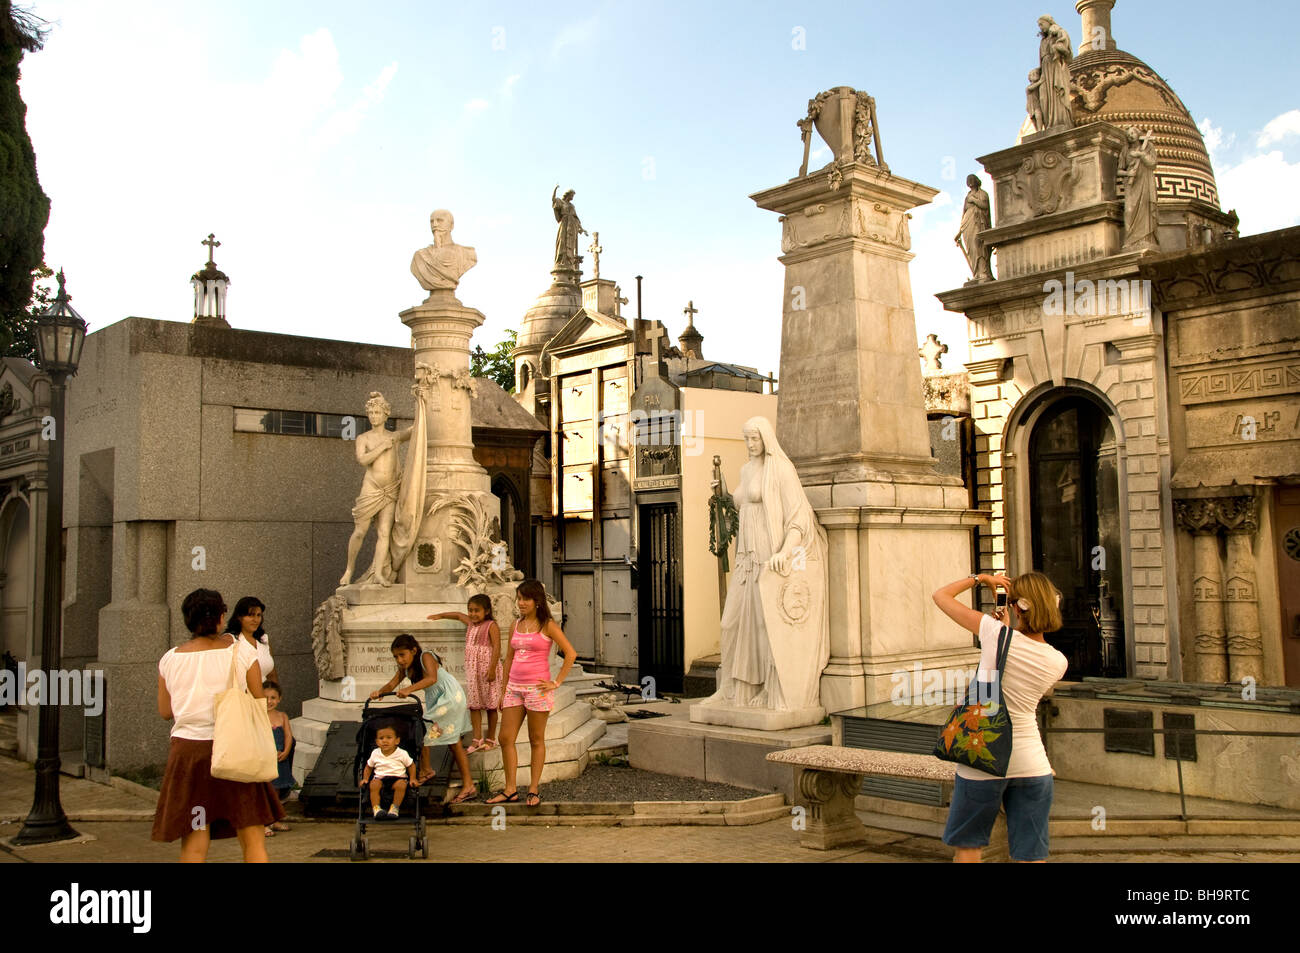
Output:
[751,136,984,708]
[1220,496,1263,683]
[400,289,490,492]
[98,520,172,770]
[1174,499,1228,682]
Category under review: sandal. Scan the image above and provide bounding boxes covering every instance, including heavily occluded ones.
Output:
[264,827,275,837]
[482,738,499,750]
[465,739,486,754]
[485,790,519,804]
[525,791,542,807]
[270,822,290,832]
[450,787,479,804]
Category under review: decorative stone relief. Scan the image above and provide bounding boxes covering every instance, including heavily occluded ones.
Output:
[1072,62,1182,116]
[1009,150,1079,218]
[311,593,349,680]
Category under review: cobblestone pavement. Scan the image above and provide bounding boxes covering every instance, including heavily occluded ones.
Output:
[2,817,1295,864]
[1,757,1294,863]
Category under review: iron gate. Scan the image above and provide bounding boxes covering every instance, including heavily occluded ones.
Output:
[638,503,684,693]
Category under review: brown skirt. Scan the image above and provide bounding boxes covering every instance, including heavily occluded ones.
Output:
[151,737,285,842]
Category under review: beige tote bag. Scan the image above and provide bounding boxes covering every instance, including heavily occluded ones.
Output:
[211,643,278,782]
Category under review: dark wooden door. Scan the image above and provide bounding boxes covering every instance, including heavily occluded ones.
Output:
[1029,396,1126,679]
[638,503,684,693]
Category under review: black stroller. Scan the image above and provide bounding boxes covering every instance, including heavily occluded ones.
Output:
[348,693,447,861]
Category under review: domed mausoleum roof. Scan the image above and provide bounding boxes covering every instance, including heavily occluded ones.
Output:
[519,278,582,353]
[1070,36,1220,209]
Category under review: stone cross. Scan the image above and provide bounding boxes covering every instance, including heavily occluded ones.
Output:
[683,300,698,326]
[202,233,221,265]
[919,333,948,374]
[647,323,669,363]
[613,284,628,316]
[588,231,603,280]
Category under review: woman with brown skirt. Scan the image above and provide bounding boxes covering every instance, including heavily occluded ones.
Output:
[152,588,284,862]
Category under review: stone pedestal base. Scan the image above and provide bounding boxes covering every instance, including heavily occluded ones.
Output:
[794,767,868,849]
[814,495,986,712]
[689,702,826,731]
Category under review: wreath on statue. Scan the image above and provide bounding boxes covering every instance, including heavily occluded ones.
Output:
[708,493,739,572]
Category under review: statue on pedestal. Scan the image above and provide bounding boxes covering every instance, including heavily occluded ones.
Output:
[956,174,993,282]
[1120,127,1160,251]
[701,417,828,712]
[551,187,587,272]
[340,392,412,587]
[1031,15,1074,134]
[411,209,477,296]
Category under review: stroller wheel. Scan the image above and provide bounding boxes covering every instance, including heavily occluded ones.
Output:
[348,837,364,862]
[408,836,417,859]
[421,837,428,859]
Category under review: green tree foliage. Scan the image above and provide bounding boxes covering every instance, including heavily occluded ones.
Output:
[470,328,516,393]
[2,261,50,360]
[0,3,50,347]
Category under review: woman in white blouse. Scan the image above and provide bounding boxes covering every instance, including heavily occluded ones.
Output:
[225,596,276,684]
[153,589,284,861]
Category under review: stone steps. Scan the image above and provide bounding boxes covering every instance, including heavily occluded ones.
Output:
[293,681,606,789]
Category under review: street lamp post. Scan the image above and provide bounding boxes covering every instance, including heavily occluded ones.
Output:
[13,269,86,846]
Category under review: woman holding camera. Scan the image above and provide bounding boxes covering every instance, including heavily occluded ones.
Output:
[931,571,1069,862]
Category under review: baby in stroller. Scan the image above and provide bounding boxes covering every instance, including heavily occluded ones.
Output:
[359,724,419,818]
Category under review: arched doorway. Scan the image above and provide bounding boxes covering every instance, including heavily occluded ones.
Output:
[490,475,527,577]
[1028,395,1126,679]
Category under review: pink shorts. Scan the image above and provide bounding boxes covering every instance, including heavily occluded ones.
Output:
[501,682,555,712]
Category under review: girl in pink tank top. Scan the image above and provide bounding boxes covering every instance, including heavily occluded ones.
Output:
[486,579,578,808]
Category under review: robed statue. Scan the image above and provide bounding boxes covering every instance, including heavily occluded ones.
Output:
[956,174,993,282]
[700,417,829,712]
[1030,15,1074,134]
[1120,127,1160,251]
[552,187,587,272]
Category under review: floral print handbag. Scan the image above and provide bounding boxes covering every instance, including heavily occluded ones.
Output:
[932,624,1013,777]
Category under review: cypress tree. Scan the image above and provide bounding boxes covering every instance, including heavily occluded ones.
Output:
[0,2,50,354]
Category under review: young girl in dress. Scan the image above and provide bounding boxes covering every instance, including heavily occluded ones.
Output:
[262,680,293,836]
[487,579,577,807]
[427,594,501,754]
[371,634,478,803]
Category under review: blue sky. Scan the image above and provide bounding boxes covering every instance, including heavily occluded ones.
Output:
[19,0,1300,375]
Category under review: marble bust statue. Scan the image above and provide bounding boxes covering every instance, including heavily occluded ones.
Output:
[700,416,829,714]
[411,209,477,296]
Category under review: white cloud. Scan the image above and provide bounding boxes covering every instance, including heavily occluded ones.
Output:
[1258,109,1300,148]
[464,98,491,114]
[1199,112,1300,234]
[1198,117,1234,159]
[313,60,399,150]
[551,17,597,58]
[503,74,521,97]
[1215,149,1300,233]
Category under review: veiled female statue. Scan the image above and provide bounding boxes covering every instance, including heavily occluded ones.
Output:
[702,417,828,713]
[1033,15,1074,133]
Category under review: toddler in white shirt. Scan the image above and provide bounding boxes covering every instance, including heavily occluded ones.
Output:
[359,725,418,818]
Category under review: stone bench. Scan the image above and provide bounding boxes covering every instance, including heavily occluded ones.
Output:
[767,745,1007,858]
